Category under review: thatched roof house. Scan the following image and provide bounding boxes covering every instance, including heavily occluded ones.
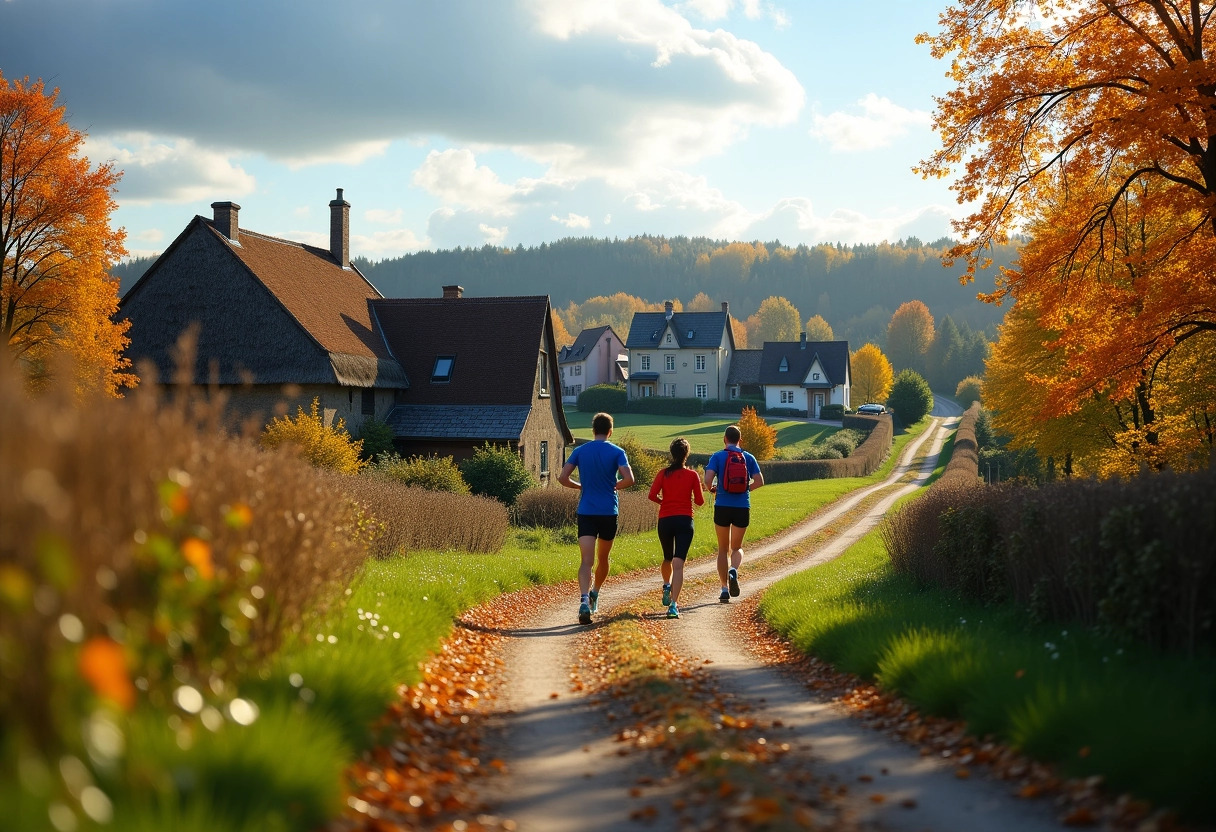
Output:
[119,191,572,479]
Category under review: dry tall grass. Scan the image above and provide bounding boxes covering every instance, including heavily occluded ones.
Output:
[0,356,367,745]
[511,486,657,535]
[338,476,509,556]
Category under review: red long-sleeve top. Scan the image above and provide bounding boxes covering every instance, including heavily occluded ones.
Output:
[648,467,706,519]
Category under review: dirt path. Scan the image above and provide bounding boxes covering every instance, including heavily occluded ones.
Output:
[483,402,1059,831]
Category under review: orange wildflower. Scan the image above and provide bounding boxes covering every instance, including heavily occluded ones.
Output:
[79,636,135,710]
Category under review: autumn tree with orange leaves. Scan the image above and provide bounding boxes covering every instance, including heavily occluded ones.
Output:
[919,1,1216,469]
[886,300,935,376]
[1,73,134,396]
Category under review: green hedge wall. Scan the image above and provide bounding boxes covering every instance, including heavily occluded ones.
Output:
[577,384,627,413]
[759,413,893,483]
[625,396,705,416]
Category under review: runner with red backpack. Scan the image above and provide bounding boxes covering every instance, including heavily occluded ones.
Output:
[703,425,764,603]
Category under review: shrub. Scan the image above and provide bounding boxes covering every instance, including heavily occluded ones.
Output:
[356,417,396,460]
[459,443,537,506]
[617,489,660,535]
[0,357,366,775]
[338,477,508,555]
[702,397,765,415]
[824,429,864,457]
[365,452,469,493]
[819,403,845,420]
[955,375,983,408]
[887,369,933,426]
[626,396,704,416]
[261,397,365,474]
[738,405,777,461]
[577,383,626,413]
[612,432,667,489]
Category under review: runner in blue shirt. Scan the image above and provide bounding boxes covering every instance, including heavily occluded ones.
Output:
[557,412,635,624]
[703,424,764,603]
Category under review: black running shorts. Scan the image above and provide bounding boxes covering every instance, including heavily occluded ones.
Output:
[713,505,750,529]
[657,515,695,561]
[577,513,619,541]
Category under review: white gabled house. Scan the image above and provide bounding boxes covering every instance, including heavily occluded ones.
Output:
[758,334,851,418]
[625,301,736,402]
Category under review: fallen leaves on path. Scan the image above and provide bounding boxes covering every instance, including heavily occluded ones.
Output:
[328,583,566,832]
[736,599,1186,832]
[575,598,863,831]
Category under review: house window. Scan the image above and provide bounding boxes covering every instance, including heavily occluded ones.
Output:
[540,441,549,476]
[695,383,707,399]
[538,352,549,396]
[666,333,673,344]
[813,372,820,381]
[640,354,651,371]
[695,354,706,371]
[779,357,789,372]
[431,355,455,382]
[730,386,739,400]
[664,383,677,397]
[780,390,795,404]
[664,355,676,371]
[574,365,582,376]
[361,388,375,416]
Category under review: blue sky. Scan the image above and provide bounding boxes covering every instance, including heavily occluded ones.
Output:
[4,0,961,260]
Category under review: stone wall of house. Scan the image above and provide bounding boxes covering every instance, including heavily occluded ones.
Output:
[215,384,398,434]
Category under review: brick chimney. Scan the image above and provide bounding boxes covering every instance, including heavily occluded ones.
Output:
[800,331,807,349]
[211,201,240,243]
[329,188,350,268]
[442,285,464,299]
[664,300,674,321]
[721,301,729,315]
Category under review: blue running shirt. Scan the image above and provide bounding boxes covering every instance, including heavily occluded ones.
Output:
[705,445,761,508]
[566,440,629,515]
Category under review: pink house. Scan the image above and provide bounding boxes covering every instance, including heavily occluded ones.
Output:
[558,325,626,403]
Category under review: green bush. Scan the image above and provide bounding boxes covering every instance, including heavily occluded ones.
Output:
[612,432,667,489]
[459,443,537,506]
[625,396,704,416]
[702,397,765,415]
[955,375,983,408]
[356,417,396,460]
[577,383,627,413]
[887,369,933,426]
[819,403,845,420]
[824,429,863,457]
[365,452,469,493]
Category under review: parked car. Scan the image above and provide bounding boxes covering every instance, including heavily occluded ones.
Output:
[856,403,887,414]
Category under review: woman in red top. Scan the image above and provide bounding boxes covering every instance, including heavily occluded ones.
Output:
[648,437,705,619]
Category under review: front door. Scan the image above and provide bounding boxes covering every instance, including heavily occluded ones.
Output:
[813,392,824,418]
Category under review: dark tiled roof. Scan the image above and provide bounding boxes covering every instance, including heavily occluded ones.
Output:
[625,311,731,349]
[383,404,531,439]
[758,340,851,387]
[726,349,763,385]
[559,325,616,364]
[372,295,555,407]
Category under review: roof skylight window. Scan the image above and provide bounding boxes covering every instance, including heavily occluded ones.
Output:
[431,355,455,382]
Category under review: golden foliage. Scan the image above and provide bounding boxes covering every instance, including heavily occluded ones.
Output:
[1,73,134,396]
[752,296,801,344]
[886,300,935,373]
[851,343,894,405]
[738,405,776,461]
[261,397,366,475]
[685,291,715,312]
[550,308,574,349]
[803,314,834,342]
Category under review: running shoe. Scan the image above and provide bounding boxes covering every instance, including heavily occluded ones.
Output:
[662,585,672,606]
[728,568,740,597]
[578,602,592,625]
[719,588,730,604]
[589,589,599,614]
[666,603,680,619]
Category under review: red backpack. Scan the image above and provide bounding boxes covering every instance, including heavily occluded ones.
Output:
[723,449,749,494]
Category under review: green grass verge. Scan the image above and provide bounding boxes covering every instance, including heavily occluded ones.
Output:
[758,527,1216,822]
[563,410,841,455]
[111,416,931,830]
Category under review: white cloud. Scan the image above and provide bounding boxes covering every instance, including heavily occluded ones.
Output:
[809,94,931,153]
[479,223,510,245]
[356,228,429,257]
[412,149,522,215]
[133,228,165,244]
[741,197,955,245]
[550,213,591,229]
[365,208,404,225]
[84,133,255,203]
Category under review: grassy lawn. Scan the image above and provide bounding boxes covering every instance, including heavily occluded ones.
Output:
[758,496,1216,823]
[564,409,840,455]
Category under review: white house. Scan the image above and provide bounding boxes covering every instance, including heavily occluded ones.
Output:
[757,335,851,418]
[625,302,735,402]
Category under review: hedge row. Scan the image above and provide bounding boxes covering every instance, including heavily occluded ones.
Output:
[884,404,1216,654]
[758,413,893,483]
[625,396,705,416]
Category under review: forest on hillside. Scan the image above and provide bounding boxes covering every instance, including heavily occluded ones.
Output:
[111,236,1017,349]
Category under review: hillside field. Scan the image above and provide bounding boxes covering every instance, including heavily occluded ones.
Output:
[563,409,839,456]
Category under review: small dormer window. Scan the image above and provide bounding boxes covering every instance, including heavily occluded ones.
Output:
[666,333,672,344]
[813,372,820,380]
[687,329,694,338]
[431,355,455,382]
[779,357,789,372]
